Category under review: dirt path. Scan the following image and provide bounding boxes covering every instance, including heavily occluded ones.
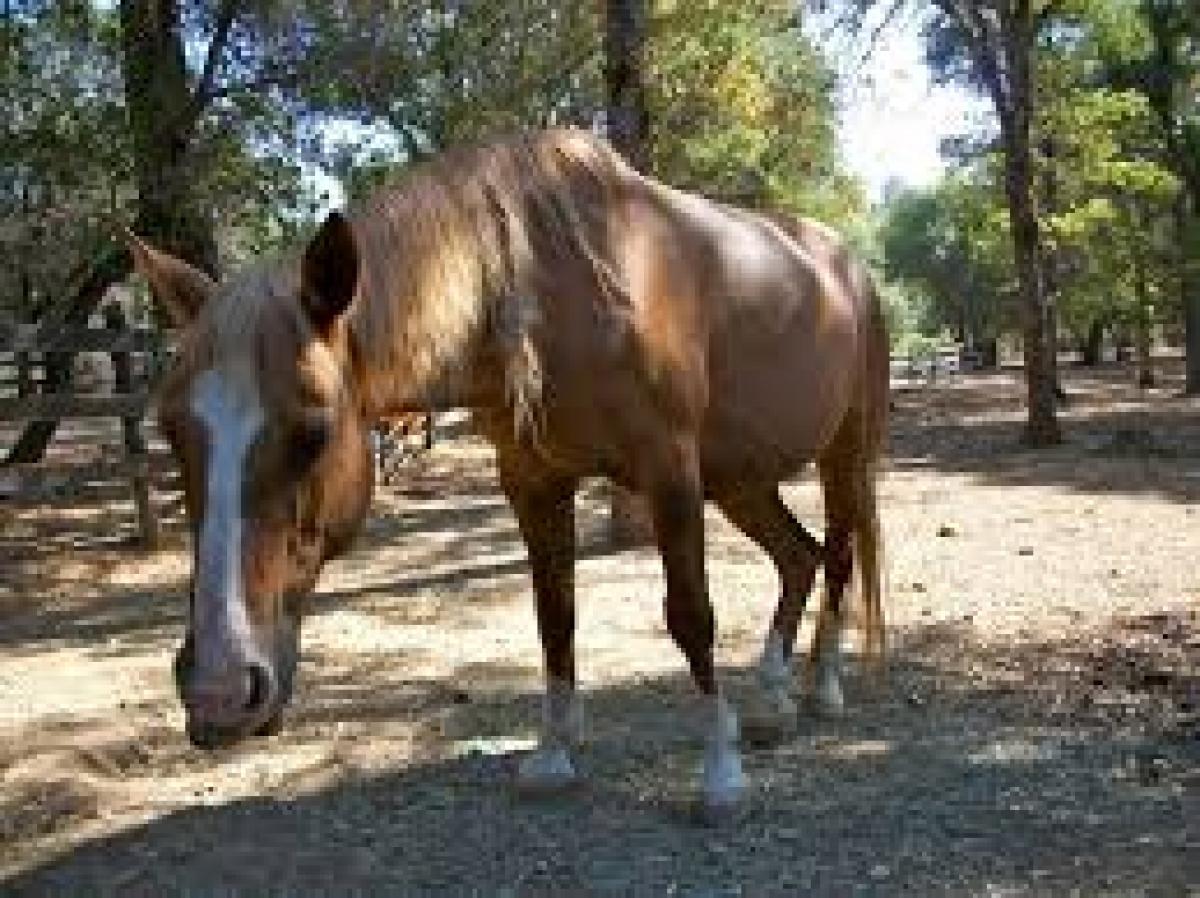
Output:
[2,366,1198,896]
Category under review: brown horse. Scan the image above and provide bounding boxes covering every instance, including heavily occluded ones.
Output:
[124,128,887,816]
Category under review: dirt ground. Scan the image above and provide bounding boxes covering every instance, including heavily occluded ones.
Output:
[1,363,1198,897]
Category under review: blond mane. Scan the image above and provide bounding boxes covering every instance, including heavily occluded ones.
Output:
[345,127,636,416]
[164,129,637,438]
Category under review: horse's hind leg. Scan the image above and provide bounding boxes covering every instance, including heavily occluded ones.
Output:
[716,486,821,737]
[810,456,861,716]
[647,442,745,818]
[500,462,583,792]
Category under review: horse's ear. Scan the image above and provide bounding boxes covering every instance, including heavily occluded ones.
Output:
[122,229,216,328]
[302,211,359,333]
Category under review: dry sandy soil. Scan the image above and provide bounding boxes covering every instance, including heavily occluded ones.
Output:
[1,364,1198,897]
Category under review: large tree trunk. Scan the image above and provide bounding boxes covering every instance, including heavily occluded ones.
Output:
[119,0,218,275]
[937,0,1058,441]
[6,1,217,466]
[1001,120,1060,444]
[994,8,1060,445]
[603,0,655,547]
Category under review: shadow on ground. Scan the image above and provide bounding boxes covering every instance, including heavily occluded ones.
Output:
[0,481,527,655]
[4,612,1197,897]
[889,364,1200,505]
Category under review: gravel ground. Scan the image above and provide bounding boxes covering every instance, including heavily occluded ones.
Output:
[1,363,1198,897]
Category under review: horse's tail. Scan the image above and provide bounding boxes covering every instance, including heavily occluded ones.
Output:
[814,269,890,672]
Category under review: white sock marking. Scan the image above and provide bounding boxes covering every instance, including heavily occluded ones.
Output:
[517,677,582,789]
[702,694,746,808]
[813,636,845,713]
[758,630,796,716]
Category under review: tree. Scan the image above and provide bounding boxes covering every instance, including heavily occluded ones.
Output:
[882,174,1014,365]
[826,0,1066,443]
[1104,0,1200,392]
[119,0,217,273]
[4,1,854,467]
[604,0,656,547]
[649,0,854,219]
[2,0,315,463]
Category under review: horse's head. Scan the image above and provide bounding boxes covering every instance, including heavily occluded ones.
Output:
[128,214,373,748]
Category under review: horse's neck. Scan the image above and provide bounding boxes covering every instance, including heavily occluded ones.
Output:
[346,273,505,419]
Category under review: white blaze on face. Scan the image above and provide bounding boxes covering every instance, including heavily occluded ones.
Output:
[189,367,265,671]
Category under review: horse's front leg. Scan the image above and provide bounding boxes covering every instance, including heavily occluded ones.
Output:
[648,442,746,820]
[501,466,583,792]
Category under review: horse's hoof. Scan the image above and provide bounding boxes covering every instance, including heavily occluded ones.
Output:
[698,749,746,825]
[694,793,744,827]
[514,747,579,796]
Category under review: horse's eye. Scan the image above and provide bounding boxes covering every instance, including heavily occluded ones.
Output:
[291,417,332,469]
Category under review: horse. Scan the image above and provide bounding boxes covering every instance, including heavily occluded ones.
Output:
[123,127,888,817]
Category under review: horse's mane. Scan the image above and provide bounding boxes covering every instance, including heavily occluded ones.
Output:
[346,127,637,414]
[163,129,636,434]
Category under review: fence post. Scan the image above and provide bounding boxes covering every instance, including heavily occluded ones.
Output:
[104,304,158,549]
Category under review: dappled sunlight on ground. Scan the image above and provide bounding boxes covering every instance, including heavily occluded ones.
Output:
[1,363,1197,894]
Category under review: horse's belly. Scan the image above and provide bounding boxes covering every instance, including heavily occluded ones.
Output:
[700,326,857,485]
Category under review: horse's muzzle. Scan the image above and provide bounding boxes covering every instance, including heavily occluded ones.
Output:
[183,661,277,749]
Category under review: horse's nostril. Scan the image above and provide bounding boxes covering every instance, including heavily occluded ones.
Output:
[243,663,273,714]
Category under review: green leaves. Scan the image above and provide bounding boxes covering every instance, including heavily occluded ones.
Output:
[648,1,852,217]
[2,0,860,325]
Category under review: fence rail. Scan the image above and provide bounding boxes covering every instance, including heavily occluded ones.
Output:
[0,326,164,355]
[0,308,167,548]
[0,392,151,422]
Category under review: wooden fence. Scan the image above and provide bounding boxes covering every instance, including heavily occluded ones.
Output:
[0,305,171,548]
[1,305,451,549]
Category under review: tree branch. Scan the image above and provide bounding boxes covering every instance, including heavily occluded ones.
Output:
[205,69,301,105]
[939,0,1015,123]
[191,0,241,111]
[860,0,910,65]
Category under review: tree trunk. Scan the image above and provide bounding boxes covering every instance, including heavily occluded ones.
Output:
[1142,1,1200,393]
[1133,247,1156,388]
[1115,333,1133,364]
[1135,321,1156,387]
[604,0,650,172]
[1081,318,1105,366]
[4,249,132,464]
[1185,270,1200,394]
[980,337,998,369]
[1179,195,1200,394]
[603,0,655,548]
[119,0,217,275]
[1001,118,1060,445]
[5,1,214,466]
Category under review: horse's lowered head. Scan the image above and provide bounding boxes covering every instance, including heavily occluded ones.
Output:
[127,214,374,748]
